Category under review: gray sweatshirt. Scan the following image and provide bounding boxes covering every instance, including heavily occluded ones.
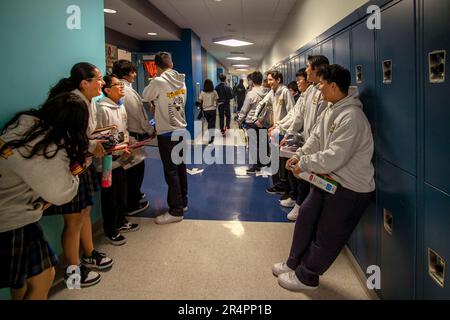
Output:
[142,69,187,135]
[121,79,154,135]
[276,85,312,135]
[286,84,329,141]
[237,86,267,124]
[72,89,98,154]
[294,87,375,193]
[253,85,294,125]
[0,115,79,232]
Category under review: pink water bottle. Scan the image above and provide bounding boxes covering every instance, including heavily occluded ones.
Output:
[101,155,112,188]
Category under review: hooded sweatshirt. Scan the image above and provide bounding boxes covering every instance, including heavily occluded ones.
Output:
[121,79,154,135]
[253,84,295,126]
[142,69,187,135]
[237,86,268,124]
[72,89,98,155]
[294,87,375,193]
[276,85,312,135]
[95,97,129,171]
[0,115,79,232]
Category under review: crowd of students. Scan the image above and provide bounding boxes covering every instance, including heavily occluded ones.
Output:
[0,52,188,299]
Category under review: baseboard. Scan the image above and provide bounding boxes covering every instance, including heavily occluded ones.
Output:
[343,246,380,300]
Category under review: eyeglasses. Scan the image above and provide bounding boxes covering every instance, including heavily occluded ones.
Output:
[109,83,124,88]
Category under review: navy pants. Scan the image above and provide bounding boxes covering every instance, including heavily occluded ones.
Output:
[286,186,373,286]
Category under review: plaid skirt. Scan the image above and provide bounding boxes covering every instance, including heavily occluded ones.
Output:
[44,165,99,215]
[0,223,58,289]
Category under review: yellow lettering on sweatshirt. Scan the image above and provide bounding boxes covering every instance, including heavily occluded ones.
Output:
[166,88,186,99]
[0,139,13,159]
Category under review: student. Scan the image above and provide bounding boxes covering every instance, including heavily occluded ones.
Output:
[252,70,295,194]
[44,62,113,287]
[273,64,375,292]
[237,71,269,173]
[142,52,188,225]
[287,81,300,103]
[283,55,330,221]
[233,79,247,112]
[215,74,234,136]
[199,79,219,144]
[0,93,88,299]
[112,60,152,216]
[96,75,140,245]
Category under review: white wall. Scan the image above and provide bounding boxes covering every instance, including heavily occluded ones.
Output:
[260,0,369,71]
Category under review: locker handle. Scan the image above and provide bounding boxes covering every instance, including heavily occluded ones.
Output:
[356,65,363,84]
[383,60,392,84]
[383,209,393,235]
[428,248,445,288]
[429,50,446,83]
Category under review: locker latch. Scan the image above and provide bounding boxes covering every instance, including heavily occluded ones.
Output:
[428,248,445,288]
[383,60,392,84]
[356,65,363,84]
[429,50,446,83]
[383,209,393,235]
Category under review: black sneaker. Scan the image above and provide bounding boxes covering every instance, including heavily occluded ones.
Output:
[266,187,285,195]
[279,193,291,201]
[106,233,127,246]
[247,166,261,174]
[141,192,146,200]
[64,265,101,288]
[118,222,140,233]
[127,200,150,216]
[81,250,113,270]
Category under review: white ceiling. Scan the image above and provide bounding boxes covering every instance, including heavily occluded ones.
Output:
[104,0,179,41]
[104,0,298,73]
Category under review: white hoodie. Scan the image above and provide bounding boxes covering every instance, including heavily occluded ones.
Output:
[294,87,375,193]
[142,69,187,135]
[121,79,154,135]
[0,115,79,232]
[253,85,294,125]
[72,89,98,154]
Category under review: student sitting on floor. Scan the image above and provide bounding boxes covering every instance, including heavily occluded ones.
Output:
[96,74,140,246]
[273,64,375,291]
[0,93,88,299]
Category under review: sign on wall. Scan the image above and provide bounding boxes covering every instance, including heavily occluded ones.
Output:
[105,43,118,71]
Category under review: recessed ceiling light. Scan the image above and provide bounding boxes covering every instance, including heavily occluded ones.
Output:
[104,9,117,14]
[232,64,250,68]
[236,69,249,72]
[213,36,253,47]
[227,57,251,61]
[147,32,158,36]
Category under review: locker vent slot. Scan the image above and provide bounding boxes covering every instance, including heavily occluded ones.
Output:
[429,50,446,83]
[383,209,393,235]
[356,65,363,84]
[383,60,392,84]
[428,248,445,288]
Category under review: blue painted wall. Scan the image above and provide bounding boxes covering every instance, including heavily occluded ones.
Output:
[139,29,203,137]
[0,0,105,300]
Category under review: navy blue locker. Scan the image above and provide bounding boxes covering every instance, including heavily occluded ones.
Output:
[299,54,306,68]
[423,0,450,194]
[333,30,351,69]
[378,159,416,299]
[376,0,417,175]
[423,184,450,298]
[321,39,334,64]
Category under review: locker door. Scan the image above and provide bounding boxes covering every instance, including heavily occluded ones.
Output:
[321,39,334,64]
[423,0,450,194]
[351,21,378,272]
[377,0,417,175]
[299,54,306,68]
[423,184,450,298]
[378,159,416,299]
[312,45,321,56]
[334,30,351,69]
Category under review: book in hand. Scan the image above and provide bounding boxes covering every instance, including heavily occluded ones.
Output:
[298,172,338,194]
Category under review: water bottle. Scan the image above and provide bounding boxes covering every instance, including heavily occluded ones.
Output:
[101,155,112,188]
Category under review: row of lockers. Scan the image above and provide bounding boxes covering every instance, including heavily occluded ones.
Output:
[274,0,449,299]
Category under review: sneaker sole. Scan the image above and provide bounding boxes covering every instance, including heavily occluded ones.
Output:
[155,218,183,225]
[127,202,150,216]
[266,190,285,195]
[280,203,296,208]
[106,237,127,246]
[80,275,102,288]
[82,261,114,271]
[119,225,141,233]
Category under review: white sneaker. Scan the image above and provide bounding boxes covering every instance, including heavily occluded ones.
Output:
[278,271,318,291]
[183,206,188,212]
[272,262,294,277]
[155,212,183,225]
[287,204,300,221]
[280,197,296,208]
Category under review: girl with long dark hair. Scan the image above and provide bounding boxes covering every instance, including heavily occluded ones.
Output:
[44,62,113,288]
[0,93,89,299]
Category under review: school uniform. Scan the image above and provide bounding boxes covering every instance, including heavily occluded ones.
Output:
[0,115,79,289]
[121,79,154,212]
[287,87,375,287]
